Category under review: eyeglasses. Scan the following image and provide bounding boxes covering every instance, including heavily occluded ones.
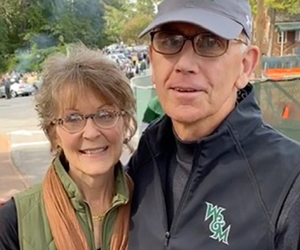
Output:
[51,110,126,133]
[150,30,248,58]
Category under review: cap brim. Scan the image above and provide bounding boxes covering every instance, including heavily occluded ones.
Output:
[139,8,243,39]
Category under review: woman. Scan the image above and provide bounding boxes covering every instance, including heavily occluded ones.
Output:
[0,45,137,250]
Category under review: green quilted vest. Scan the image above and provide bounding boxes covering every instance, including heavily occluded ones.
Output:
[14,156,130,250]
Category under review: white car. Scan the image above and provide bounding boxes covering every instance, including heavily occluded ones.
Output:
[0,85,5,98]
[107,53,129,64]
[10,81,36,98]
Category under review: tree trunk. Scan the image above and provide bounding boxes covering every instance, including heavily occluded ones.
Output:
[267,8,276,57]
[255,0,265,78]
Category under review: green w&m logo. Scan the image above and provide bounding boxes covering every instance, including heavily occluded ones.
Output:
[205,202,231,245]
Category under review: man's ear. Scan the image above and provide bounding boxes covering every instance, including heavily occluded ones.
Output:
[149,45,156,86]
[236,45,260,89]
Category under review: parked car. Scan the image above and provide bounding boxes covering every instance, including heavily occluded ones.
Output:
[10,82,36,98]
[107,53,130,65]
[0,85,5,98]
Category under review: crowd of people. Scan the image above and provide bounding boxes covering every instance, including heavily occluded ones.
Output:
[103,44,150,79]
[1,0,300,250]
[0,72,40,99]
[0,48,149,101]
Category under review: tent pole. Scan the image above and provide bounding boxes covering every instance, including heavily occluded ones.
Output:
[280,31,284,56]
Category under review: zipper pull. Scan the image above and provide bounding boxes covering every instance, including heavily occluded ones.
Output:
[164,231,170,247]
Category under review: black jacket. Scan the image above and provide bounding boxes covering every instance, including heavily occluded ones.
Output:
[127,85,300,250]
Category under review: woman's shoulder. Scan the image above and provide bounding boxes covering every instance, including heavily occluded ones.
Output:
[0,199,20,250]
[14,183,43,202]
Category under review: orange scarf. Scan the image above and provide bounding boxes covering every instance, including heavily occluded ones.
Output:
[43,165,133,250]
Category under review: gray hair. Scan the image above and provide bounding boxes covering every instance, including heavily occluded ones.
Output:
[239,31,250,53]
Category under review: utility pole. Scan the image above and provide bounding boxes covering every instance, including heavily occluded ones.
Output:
[255,0,265,78]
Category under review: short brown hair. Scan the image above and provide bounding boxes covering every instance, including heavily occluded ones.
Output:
[35,45,137,153]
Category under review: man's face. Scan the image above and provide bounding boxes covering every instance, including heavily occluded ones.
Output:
[150,22,253,134]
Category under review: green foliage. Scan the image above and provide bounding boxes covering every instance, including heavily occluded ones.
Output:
[249,0,257,16]
[250,0,300,16]
[7,45,67,73]
[103,3,129,42]
[0,0,109,73]
[265,0,300,15]
[103,0,158,44]
[121,14,154,44]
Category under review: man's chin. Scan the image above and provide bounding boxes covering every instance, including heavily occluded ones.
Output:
[167,107,207,124]
[170,113,204,126]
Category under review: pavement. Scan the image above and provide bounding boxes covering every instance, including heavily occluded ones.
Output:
[0,134,30,197]
[0,132,139,197]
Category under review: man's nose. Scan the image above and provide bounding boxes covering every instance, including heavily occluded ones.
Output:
[174,40,200,75]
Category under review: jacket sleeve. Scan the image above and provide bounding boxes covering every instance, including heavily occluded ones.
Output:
[126,144,141,184]
[0,198,20,250]
[125,134,149,183]
[275,174,300,250]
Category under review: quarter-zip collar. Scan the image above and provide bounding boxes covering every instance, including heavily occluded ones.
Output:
[143,84,262,165]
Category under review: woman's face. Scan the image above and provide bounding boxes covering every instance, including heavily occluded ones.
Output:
[55,90,125,177]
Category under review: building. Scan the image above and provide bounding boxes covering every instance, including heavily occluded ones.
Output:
[273,13,300,56]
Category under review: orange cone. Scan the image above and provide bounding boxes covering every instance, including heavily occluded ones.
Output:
[282,106,290,120]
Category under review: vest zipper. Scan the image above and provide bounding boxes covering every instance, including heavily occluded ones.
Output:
[101,201,124,250]
[85,202,97,250]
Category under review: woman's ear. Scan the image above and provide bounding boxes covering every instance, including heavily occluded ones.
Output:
[236,45,260,89]
[49,127,61,151]
[122,117,130,144]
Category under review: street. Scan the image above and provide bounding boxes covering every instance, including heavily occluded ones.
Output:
[0,96,137,194]
[0,96,51,187]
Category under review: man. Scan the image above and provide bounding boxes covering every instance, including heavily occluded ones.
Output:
[3,74,11,99]
[127,0,300,249]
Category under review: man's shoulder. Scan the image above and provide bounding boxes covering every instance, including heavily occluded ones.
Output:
[244,123,300,155]
[275,173,300,249]
[246,126,300,175]
[0,198,17,218]
[0,199,19,250]
[0,199,17,235]
[244,125,300,213]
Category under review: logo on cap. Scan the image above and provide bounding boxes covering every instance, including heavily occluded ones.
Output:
[246,15,252,32]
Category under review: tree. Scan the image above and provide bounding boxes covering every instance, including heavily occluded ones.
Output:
[0,18,9,73]
[103,1,131,42]
[103,0,159,44]
[254,0,266,77]
[0,0,109,72]
[266,0,300,14]
[136,0,156,16]
[121,14,154,44]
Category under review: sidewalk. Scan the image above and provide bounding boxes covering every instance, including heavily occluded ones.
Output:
[0,134,30,196]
